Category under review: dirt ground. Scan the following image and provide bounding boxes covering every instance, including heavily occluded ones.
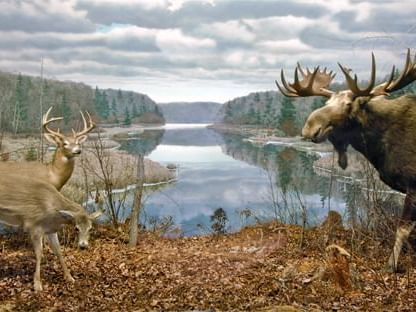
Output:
[0,220,416,312]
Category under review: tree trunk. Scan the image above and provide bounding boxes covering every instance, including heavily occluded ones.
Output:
[129,154,145,247]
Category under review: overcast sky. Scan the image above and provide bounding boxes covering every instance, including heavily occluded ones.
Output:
[1,0,415,103]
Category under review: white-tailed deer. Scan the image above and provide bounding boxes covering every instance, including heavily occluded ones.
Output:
[0,173,101,291]
[0,106,96,191]
[276,49,416,272]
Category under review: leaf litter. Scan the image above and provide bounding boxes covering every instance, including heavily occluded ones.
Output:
[0,222,415,311]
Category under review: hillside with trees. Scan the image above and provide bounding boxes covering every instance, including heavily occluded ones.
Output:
[0,71,164,135]
[95,88,164,125]
[218,77,416,137]
[218,90,324,137]
[158,102,222,123]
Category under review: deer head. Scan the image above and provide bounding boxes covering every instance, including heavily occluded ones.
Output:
[43,107,96,158]
[59,209,102,249]
[276,49,416,168]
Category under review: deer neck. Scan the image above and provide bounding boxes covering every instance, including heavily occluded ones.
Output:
[47,148,75,190]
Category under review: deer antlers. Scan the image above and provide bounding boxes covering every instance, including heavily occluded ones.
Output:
[43,107,64,139]
[277,49,416,98]
[43,107,96,139]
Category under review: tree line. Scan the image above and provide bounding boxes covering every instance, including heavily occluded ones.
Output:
[0,71,165,135]
[220,78,416,137]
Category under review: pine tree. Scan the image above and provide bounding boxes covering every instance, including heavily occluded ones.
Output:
[60,92,71,125]
[94,87,102,116]
[132,102,139,117]
[111,98,117,118]
[124,106,131,125]
[278,96,298,137]
[13,73,29,133]
[94,87,110,120]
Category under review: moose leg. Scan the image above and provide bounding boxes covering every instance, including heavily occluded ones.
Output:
[30,231,44,292]
[46,233,74,283]
[387,193,416,272]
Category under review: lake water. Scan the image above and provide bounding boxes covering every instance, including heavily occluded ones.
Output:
[118,124,347,236]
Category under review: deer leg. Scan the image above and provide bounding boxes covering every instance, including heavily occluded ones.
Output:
[30,231,43,292]
[387,193,416,272]
[46,233,74,283]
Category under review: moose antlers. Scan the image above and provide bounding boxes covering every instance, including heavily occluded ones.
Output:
[42,106,96,139]
[277,49,416,98]
[276,64,335,98]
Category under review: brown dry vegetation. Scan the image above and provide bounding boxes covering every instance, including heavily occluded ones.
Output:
[1,220,416,311]
[0,134,176,204]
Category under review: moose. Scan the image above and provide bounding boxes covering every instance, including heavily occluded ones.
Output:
[0,173,101,291]
[0,106,96,191]
[276,49,416,272]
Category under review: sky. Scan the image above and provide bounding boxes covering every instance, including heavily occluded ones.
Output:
[1,0,416,103]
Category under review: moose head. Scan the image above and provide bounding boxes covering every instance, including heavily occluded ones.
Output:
[276,49,416,170]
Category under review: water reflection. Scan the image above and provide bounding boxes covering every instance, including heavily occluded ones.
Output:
[118,125,346,235]
[118,129,164,155]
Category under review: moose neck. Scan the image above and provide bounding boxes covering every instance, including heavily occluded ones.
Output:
[47,148,75,191]
[333,96,411,191]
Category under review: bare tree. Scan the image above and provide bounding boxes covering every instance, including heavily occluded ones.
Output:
[129,154,145,246]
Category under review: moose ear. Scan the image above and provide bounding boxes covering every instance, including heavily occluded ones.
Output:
[89,210,103,220]
[59,210,75,222]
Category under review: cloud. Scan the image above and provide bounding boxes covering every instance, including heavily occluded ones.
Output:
[0,0,94,33]
[0,0,414,102]
[76,0,328,29]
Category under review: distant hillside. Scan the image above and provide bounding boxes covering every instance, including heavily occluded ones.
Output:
[99,88,164,125]
[0,71,164,134]
[158,102,222,123]
[218,90,325,136]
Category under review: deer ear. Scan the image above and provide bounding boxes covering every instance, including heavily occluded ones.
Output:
[89,210,103,220]
[59,210,75,221]
[76,135,88,144]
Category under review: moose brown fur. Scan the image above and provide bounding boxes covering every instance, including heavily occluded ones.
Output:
[276,49,416,271]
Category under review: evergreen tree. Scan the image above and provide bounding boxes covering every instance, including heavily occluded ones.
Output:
[132,102,139,117]
[111,98,117,118]
[117,89,123,100]
[278,96,298,137]
[101,91,110,119]
[248,105,257,124]
[94,87,102,116]
[60,92,71,125]
[13,73,29,133]
[263,96,275,128]
[94,87,110,120]
[124,106,131,125]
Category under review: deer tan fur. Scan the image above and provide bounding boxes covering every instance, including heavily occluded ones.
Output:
[0,106,95,191]
[277,49,416,271]
[0,152,76,191]
[0,173,101,291]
